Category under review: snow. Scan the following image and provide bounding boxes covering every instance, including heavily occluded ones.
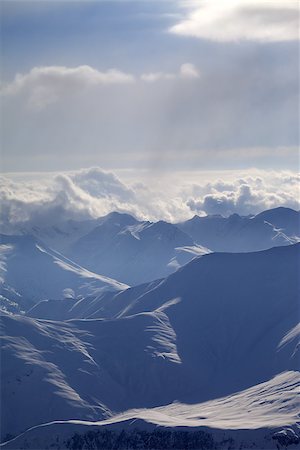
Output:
[2,371,299,449]
[3,207,299,288]
[67,216,199,285]
[1,209,299,449]
[0,308,181,439]
[255,207,300,238]
[176,207,299,252]
[0,234,128,311]
[1,244,299,445]
[278,322,300,359]
[44,370,300,430]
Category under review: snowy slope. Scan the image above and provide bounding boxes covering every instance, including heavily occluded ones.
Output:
[255,207,300,238]
[27,279,162,321]
[0,217,104,255]
[0,234,128,311]
[0,309,181,440]
[2,244,299,444]
[2,371,300,449]
[177,207,299,252]
[27,241,300,396]
[108,244,300,399]
[68,213,207,285]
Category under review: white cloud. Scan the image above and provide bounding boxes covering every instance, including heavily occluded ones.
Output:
[170,0,299,42]
[185,172,300,216]
[141,72,176,82]
[1,65,135,109]
[179,63,199,79]
[0,168,141,228]
[0,168,299,230]
[70,167,135,201]
[141,63,199,82]
[1,63,200,110]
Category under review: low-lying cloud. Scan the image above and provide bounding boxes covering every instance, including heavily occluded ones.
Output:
[0,168,298,231]
[186,175,299,217]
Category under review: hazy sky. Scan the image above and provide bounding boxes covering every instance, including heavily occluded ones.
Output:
[1,0,299,174]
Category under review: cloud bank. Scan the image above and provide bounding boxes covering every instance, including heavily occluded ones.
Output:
[171,0,299,42]
[1,65,135,109]
[1,63,199,109]
[0,168,298,230]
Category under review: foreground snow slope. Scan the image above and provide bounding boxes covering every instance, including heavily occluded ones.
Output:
[0,234,128,311]
[2,371,300,449]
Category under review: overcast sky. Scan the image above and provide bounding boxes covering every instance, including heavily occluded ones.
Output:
[0,1,299,221]
[0,0,299,174]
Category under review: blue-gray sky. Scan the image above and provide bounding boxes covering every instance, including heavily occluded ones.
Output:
[0,0,299,173]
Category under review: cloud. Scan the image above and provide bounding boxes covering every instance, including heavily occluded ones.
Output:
[2,49,297,172]
[170,0,299,42]
[179,63,199,79]
[70,167,135,201]
[1,65,135,109]
[185,173,300,216]
[141,63,199,82]
[1,63,201,110]
[0,167,186,229]
[141,72,176,82]
[0,168,299,230]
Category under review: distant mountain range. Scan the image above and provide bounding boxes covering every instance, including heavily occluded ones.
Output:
[176,206,299,252]
[1,207,299,292]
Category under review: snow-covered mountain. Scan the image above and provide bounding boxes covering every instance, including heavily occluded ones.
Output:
[255,207,300,237]
[0,234,128,312]
[1,309,182,440]
[2,208,298,288]
[0,217,104,255]
[1,244,299,447]
[67,212,208,285]
[176,207,300,252]
[2,212,208,286]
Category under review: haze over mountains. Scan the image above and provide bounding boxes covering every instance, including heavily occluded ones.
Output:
[1,207,299,291]
[0,206,299,449]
